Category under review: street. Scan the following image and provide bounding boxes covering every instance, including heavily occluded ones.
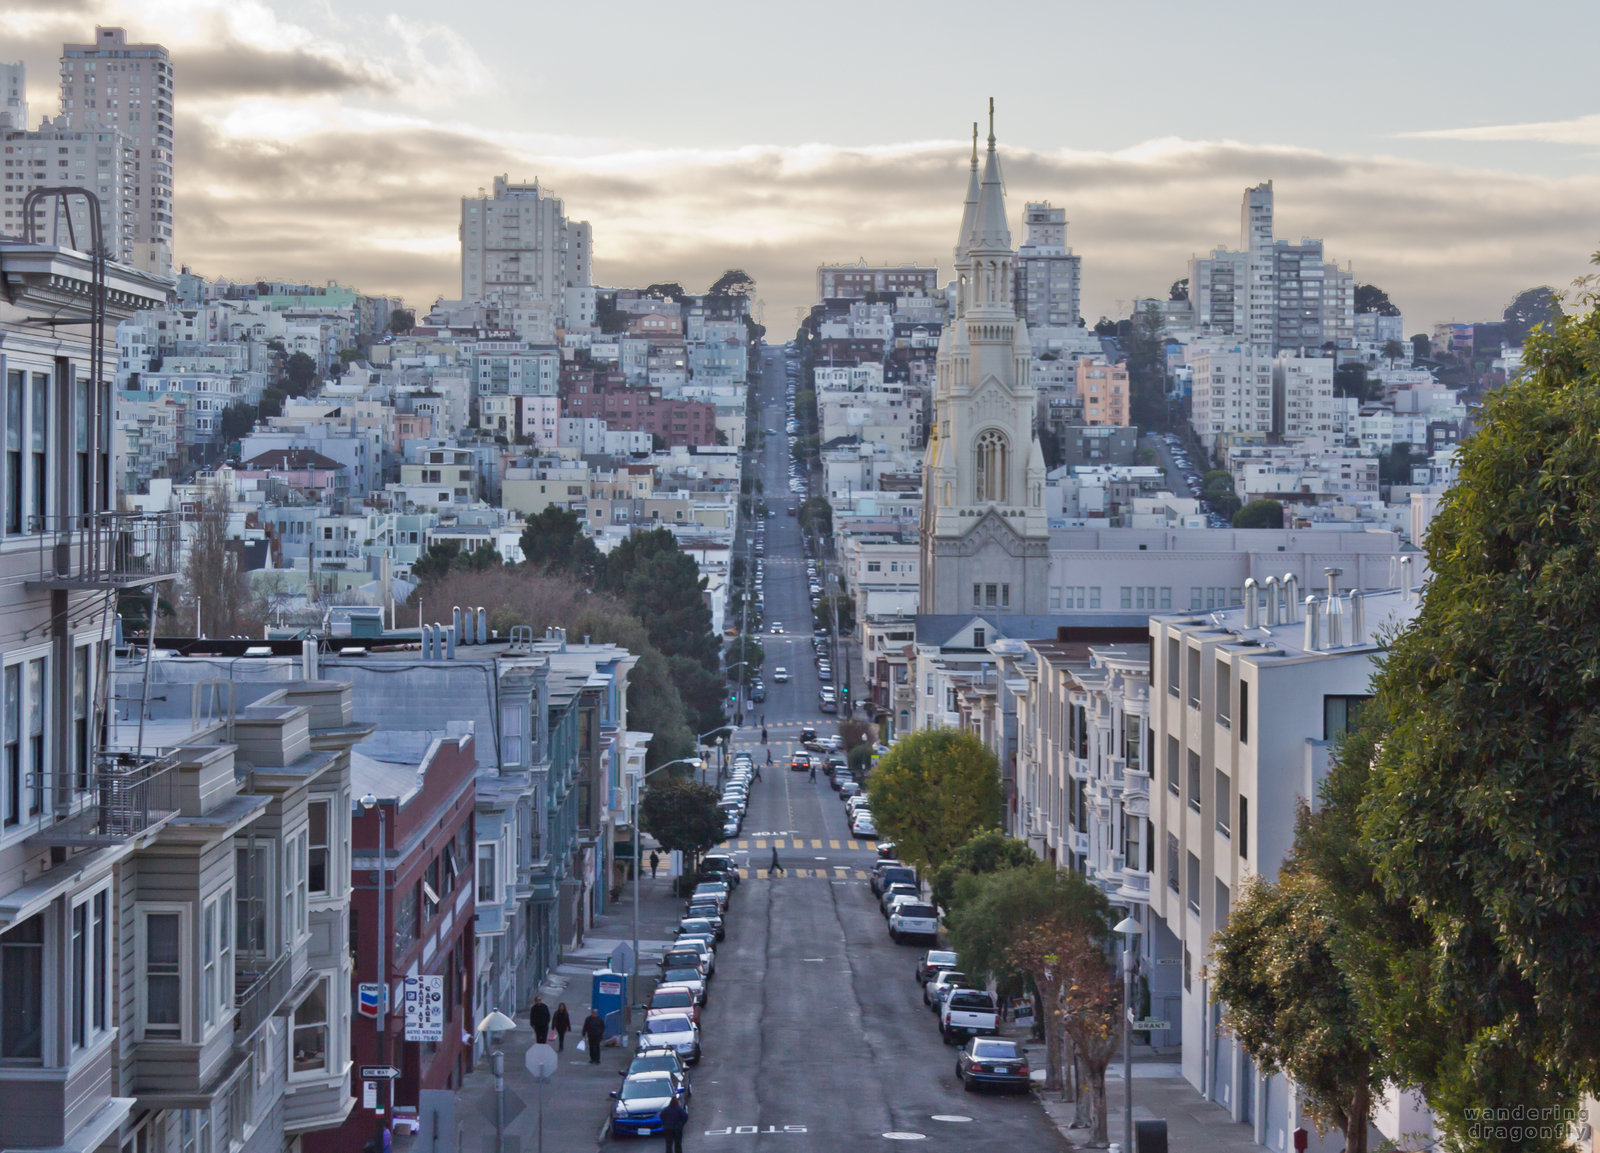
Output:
[668,347,1068,1150]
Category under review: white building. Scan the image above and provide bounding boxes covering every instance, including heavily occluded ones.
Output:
[2,117,136,264]
[1147,578,1426,1150]
[59,27,174,273]
[460,176,594,333]
[1190,348,1336,452]
[1014,202,1083,330]
[0,60,26,128]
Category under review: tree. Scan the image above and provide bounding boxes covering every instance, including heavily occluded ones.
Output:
[602,528,719,670]
[707,269,755,300]
[1377,442,1416,487]
[639,777,724,879]
[180,484,255,637]
[867,728,1003,871]
[1351,269,1600,1142]
[1411,333,1432,361]
[1333,361,1371,401]
[815,593,854,634]
[1169,277,1189,302]
[1232,499,1284,529]
[643,282,687,303]
[1125,302,1168,429]
[943,863,1111,1105]
[668,655,727,745]
[519,506,602,582]
[1211,868,1384,1153]
[284,351,318,395]
[1381,338,1407,363]
[931,828,1039,911]
[1502,285,1561,344]
[1354,283,1401,316]
[797,496,832,539]
[388,308,416,334]
[218,400,258,444]
[725,635,764,683]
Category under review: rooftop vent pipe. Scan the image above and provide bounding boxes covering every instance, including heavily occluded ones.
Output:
[1263,576,1280,626]
[1349,590,1366,647]
[1304,595,1321,651]
[477,607,488,645]
[1283,574,1300,623]
[1243,578,1259,629]
[1399,555,1413,602]
[445,623,456,660]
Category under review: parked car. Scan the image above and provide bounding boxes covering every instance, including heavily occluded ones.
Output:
[852,812,877,838]
[623,1047,691,1089]
[889,900,938,944]
[648,984,702,1025]
[881,883,920,917]
[877,865,917,895]
[659,948,709,980]
[840,780,862,800]
[679,915,725,943]
[956,1037,1030,1093]
[672,936,717,976]
[870,860,905,895]
[916,949,959,984]
[611,1071,687,1137]
[941,989,999,1044]
[638,1013,701,1063]
[773,666,790,682]
[925,969,968,1010]
[658,968,706,1005]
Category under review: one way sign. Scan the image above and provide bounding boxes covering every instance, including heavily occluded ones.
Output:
[360,1065,401,1079]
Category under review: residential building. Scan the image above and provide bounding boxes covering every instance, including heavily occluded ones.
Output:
[1014,202,1083,330]
[459,176,593,333]
[58,27,174,273]
[0,60,26,128]
[2,117,137,264]
[1075,358,1130,426]
[817,261,940,302]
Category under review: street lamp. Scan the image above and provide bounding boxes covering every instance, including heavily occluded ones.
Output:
[1113,914,1144,1153]
[631,755,705,1025]
[476,1009,519,1153]
[359,792,390,1136]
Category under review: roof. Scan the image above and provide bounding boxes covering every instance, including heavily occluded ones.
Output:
[241,447,343,471]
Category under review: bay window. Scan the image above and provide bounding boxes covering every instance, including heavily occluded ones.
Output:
[140,906,185,1040]
[70,888,112,1050]
[290,979,329,1076]
[0,911,44,1061]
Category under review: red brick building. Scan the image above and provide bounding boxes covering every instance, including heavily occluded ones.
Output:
[560,368,718,447]
[307,727,478,1153]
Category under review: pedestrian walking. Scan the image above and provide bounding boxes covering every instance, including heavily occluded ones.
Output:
[759,712,765,728]
[761,726,768,744]
[766,748,773,765]
[661,1093,689,1153]
[809,763,817,782]
[529,995,551,1044]
[649,851,660,879]
[769,846,784,876]
[581,1007,606,1063]
[552,1002,571,1051]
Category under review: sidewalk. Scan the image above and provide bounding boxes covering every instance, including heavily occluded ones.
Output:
[424,853,689,1153]
[1012,1030,1261,1153]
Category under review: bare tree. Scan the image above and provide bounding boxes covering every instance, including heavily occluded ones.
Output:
[178,484,256,637]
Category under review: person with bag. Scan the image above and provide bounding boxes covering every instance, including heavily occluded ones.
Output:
[552,1002,571,1051]
[581,1007,606,1063]
[529,995,551,1044]
[660,1093,689,1153]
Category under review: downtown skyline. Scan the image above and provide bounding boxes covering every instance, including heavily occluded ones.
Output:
[3,0,1598,326]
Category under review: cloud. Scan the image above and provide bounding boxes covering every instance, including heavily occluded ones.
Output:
[1400,113,1600,147]
[171,121,1600,331]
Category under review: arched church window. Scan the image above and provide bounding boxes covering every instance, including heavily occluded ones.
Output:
[974,430,1009,504]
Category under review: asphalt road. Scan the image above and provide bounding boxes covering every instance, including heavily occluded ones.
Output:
[671,347,1068,1152]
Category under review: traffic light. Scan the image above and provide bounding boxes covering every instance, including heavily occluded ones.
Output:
[839,684,849,699]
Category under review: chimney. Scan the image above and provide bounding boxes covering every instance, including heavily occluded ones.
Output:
[1263,576,1280,626]
[1349,590,1366,647]
[1399,555,1413,601]
[1303,596,1320,651]
[1243,578,1259,629]
[1283,573,1300,622]
[421,623,434,660]
[453,606,464,644]
[1325,590,1344,648]
[1324,567,1342,599]
[477,607,488,645]
[445,623,456,660]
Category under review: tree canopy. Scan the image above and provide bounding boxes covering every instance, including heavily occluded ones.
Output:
[931,828,1039,911]
[1350,272,1600,1138]
[1354,283,1401,316]
[1502,285,1562,344]
[643,282,687,303]
[519,506,602,582]
[707,269,755,299]
[639,777,724,868]
[1232,499,1283,529]
[284,351,318,395]
[867,728,1002,871]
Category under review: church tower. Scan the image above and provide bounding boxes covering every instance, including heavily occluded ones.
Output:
[919,104,1051,615]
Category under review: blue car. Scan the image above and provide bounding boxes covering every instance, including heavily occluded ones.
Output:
[611,1071,685,1137]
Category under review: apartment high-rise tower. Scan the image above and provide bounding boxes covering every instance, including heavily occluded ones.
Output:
[58,27,173,273]
[460,176,595,336]
[1013,202,1083,330]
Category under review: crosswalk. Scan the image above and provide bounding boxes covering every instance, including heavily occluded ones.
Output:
[738,868,870,880]
[733,838,862,850]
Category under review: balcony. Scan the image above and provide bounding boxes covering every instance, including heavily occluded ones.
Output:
[234,951,293,1043]
[31,749,179,846]
[27,511,178,590]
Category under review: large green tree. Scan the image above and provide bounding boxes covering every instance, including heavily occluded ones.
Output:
[519,506,602,582]
[1352,266,1600,1144]
[1232,499,1284,529]
[601,528,718,670]
[1502,285,1561,344]
[1211,867,1385,1153]
[868,728,1002,871]
[931,828,1039,911]
[639,777,725,877]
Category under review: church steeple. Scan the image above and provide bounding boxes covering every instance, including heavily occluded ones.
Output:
[967,98,1011,255]
[954,123,980,263]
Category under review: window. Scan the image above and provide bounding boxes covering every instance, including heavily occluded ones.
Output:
[1121,586,1132,610]
[1239,681,1249,744]
[972,583,981,608]
[1215,770,1231,837]
[3,665,17,827]
[1184,943,1192,992]
[73,647,90,791]
[235,844,272,956]
[25,658,43,816]
[291,979,329,1076]
[30,372,47,523]
[1186,852,1201,914]
[1167,736,1179,795]
[974,430,1009,502]
[307,800,330,897]
[1123,813,1142,871]
[1089,586,1101,609]
[141,908,184,1039]
[70,888,112,1050]
[283,833,306,944]
[1166,638,1179,696]
[985,583,997,607]
[1215,879,1232,930]
[5,370,20,533]
[1125,714,1141,772]
[1187,750,1201,814]
[1165,834,1181,892]
[476,842,498,904]
[1324,694,1370,741]
[1240,795,1249,859]
[1001,584,1011,609]
[972,628,985,648]
[394,883,419,955]
[423,856,441,922]
[0,911,44,1060]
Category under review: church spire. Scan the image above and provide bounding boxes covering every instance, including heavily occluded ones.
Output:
[954,121,981,262]
[968,97,1011,253]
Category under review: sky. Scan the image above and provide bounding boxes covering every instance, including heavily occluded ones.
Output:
[6,0,1599,333]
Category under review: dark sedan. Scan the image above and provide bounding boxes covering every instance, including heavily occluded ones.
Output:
[956,1037,1031,1093]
